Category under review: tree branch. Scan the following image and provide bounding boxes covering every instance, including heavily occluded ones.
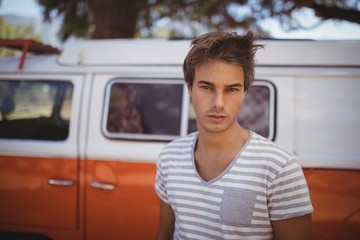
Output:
[308,3,360,24]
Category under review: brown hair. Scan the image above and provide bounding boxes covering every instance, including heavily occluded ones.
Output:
[183,31,263,91]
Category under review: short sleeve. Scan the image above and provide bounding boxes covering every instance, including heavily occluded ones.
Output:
[268,157,314,220]
[154,152,170,203]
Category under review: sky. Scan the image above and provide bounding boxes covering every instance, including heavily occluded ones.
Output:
[1,0,360,46]
[0,0,42,18]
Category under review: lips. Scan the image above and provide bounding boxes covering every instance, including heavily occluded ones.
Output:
[208,113,225,123]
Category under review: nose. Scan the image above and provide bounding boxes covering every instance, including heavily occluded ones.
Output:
[213,91,225,110]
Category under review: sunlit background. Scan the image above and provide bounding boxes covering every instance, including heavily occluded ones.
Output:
[0,1,360,240]
[0,0,359,49]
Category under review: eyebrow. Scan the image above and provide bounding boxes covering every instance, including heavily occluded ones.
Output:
[197,80,243,88]
[226,83,243,88]
[197,80,214,86]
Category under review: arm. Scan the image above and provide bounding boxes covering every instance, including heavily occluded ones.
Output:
[157,199,175,240]
[272,214,312,240]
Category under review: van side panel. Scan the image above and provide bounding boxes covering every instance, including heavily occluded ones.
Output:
[304,169,360,240]
[0,156,77,229]
[85,160,159,240]
[294,76,360,169]
[0,74,85,239]
[256,68,360,239]
[84,74,167,239]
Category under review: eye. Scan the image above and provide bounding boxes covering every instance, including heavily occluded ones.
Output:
[200,85,212,90]
[227,87,239,92]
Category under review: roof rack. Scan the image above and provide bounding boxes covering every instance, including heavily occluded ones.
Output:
[0,39,61,71]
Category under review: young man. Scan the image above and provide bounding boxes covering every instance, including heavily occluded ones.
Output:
[155,32,313,240]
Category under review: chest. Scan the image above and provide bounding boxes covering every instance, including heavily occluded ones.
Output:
[165,169,273,236]
[194,150,237,182]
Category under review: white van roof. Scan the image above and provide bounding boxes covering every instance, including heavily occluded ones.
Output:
[58,39,189,66]
[58,38,360,67]
[1,38,359,72]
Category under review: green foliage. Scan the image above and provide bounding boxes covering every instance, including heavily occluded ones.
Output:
[0,16,42,57]
[38,0,91,41]
[37,0,360,40]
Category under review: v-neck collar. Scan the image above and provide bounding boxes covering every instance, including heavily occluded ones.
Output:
[191,131,253,185]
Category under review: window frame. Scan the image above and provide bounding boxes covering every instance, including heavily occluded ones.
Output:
[102,78,276,142]
[102,78,187,141]
[0,79,74,141]
[250,80,277,141]
[0,74,83,159]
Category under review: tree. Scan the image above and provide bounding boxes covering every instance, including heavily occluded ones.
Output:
[37,0,360,41]
[0,16,42,57]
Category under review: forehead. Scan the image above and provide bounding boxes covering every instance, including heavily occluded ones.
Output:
[194,61,244,84]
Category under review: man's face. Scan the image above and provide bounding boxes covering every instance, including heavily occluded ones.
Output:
[188,61,245,134]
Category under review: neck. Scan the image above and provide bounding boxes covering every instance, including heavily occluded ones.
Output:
[196,124,249,153]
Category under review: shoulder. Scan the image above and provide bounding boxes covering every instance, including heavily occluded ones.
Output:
[249,132,293,157]
[246,131,296,168]
[158,132,197,158]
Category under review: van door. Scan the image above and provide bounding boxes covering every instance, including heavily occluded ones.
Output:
[85,75,186,239]
[0,74,83,230]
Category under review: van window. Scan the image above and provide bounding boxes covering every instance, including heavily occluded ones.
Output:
[104,79,183,141]
[188,80,276,139]
[0,80,73,140]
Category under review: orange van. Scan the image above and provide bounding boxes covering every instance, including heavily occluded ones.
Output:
[0,39,359,240]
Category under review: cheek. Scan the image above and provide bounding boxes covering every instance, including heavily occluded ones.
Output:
[233,97,245,113]
[191,95,206,114]
[191,96,199,110]
[239,92,246,106]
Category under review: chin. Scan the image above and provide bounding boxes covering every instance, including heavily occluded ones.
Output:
[202,125,231,134]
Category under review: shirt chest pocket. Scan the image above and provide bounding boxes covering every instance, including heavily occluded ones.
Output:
[219,188,257,225]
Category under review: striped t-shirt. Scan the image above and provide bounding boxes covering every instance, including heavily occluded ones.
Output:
[155,131,314,240]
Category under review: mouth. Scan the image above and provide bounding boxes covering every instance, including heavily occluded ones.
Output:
[208,113,225,123]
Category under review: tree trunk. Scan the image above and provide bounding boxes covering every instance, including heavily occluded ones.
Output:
[88,0,141,39]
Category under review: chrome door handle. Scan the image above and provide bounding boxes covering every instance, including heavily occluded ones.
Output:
[90,181,116,191]
[48,179,75,187]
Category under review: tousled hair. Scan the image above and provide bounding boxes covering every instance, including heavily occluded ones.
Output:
[183,31,263,91]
